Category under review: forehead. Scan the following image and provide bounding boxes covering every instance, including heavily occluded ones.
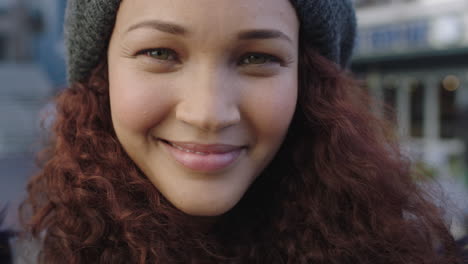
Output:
[115,0,299,39]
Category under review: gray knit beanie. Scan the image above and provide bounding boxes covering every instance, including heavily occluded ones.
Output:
[64,0,356,84]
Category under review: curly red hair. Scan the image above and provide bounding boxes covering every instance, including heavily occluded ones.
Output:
[21,43,462,263]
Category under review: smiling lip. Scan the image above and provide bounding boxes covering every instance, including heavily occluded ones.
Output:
[159,139,244,172]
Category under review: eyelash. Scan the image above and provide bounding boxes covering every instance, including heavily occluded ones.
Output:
[136,48,179,62]
[136,48,283,66]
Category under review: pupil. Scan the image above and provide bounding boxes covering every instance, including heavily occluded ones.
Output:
[249,55,266,64]
[151,50,168,59]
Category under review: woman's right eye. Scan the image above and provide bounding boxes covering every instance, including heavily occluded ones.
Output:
[137,48,178,61]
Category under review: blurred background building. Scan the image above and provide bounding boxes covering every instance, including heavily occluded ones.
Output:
[352,0,468,238]
[0,0,466,260]
[0,0,66,231]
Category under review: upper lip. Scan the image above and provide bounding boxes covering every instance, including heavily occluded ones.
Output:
[160,139,244,154]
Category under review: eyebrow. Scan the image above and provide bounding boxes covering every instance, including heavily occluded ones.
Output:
[126,20,187,35]
[237,29,292,43]
[125,19,292,43]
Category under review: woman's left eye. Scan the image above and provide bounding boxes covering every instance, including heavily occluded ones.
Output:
[239,53,281,66]
[137,48,178,61]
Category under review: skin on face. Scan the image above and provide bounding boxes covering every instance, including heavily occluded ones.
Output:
[107,0,299,216]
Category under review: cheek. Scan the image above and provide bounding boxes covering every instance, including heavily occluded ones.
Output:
[108,70,175,133]
[243,76,297,143]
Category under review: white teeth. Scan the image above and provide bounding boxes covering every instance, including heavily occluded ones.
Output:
[169,142,209,155]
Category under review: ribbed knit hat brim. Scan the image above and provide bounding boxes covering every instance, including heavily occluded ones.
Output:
[64,0,356,84]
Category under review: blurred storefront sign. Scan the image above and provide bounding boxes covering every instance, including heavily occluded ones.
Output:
[355,14,466,57]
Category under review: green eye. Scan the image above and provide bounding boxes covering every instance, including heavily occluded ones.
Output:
[145,48,176,61]
[241,53,278,65]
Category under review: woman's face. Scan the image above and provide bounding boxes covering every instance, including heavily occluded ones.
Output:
[107,0,299,216]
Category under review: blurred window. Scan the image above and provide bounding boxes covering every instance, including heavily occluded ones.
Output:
[410,80,424,138]
[383,78,397,121]
[0,35,5,60]
[440,78,458,139]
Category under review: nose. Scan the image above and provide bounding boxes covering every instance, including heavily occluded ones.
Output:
[175,66,241,132]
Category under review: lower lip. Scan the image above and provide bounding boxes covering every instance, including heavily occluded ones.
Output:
[161,141,243,173]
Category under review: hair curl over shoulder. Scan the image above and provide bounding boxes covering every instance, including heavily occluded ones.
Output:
[21,43,462,263]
